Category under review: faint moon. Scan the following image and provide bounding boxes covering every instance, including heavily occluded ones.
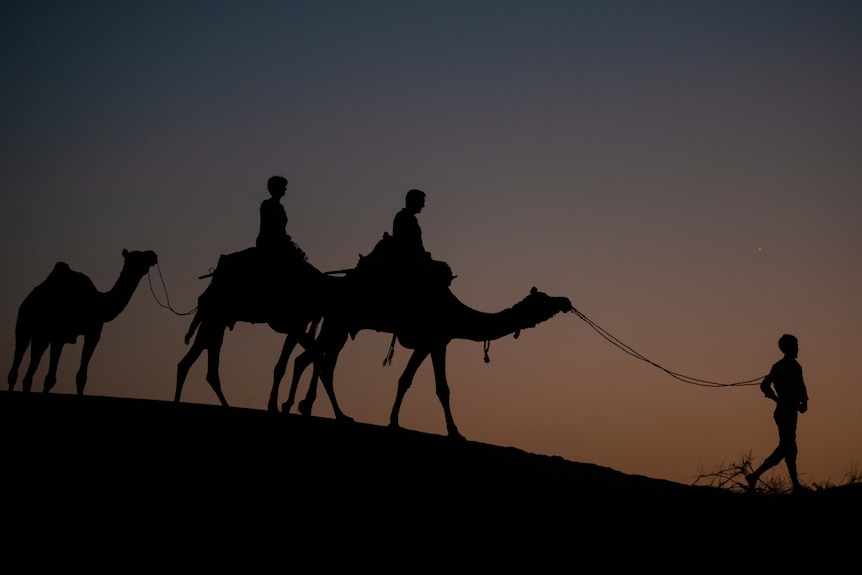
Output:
[757,246,763,252]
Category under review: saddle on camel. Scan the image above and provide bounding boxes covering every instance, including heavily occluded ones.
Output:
[350,231,454,300]
[204,239,318,327]
[343,188,454,312]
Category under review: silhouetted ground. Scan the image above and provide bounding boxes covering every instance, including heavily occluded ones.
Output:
[1,390,857,567]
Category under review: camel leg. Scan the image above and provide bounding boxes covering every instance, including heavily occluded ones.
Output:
[389,348,429,430]
[7,329,29,391]
[286,349,315,414]
[176,331,207,402]
[75,331,101,396]
[21,338,49,393]
[294,326,350,419]
[294,326,353,421]
[317,357,351,421]
[431,346,462,439]
[42,340,64,394]
[205,328,229,407]
[297,360,320,416]
[269,335,299,413]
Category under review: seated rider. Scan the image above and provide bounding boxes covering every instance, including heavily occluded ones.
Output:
[253,175,310,295]
[389,188,452,289]
[257,174,307,261]
[393,188,430,260]
[257,175,290,252]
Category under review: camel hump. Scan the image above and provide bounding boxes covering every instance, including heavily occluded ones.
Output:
[43,261,84,286]
[45,261,72,282]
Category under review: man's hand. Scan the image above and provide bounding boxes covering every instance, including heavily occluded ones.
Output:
[798,400,808,414]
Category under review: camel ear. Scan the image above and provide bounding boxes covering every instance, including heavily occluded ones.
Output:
[122,249,129,258]
[530,286,537,295]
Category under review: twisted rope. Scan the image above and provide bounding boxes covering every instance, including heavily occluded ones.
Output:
[569,308,764,388]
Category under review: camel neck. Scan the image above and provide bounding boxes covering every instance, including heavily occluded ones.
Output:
[445,291,568,343]
[450,305,529,342]
[99,264,147,322]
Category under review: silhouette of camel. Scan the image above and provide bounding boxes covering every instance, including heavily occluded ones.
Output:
[279,284,573,438]
[8,249,158,395]
[174,247,340,413]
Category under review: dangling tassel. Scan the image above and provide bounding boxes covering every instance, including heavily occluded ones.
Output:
[483,340,491,363]
[383,333,397,366]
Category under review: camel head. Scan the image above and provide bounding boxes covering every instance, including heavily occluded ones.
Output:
[508,287,573,335]
[122,248,159,274]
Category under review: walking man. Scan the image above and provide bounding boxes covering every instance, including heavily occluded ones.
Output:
[746,334,809,493]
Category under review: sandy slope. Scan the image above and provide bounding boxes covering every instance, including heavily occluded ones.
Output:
[1,390,857,566]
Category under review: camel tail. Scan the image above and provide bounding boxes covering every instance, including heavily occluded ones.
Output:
[184,309,202,345]
[184,283,216,345]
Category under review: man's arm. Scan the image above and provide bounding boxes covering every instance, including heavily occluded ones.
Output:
[760,373,778,402]
[799,369,808,413]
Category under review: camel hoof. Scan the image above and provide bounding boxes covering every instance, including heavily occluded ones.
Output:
[298,399,312,416]
[281,401,292,414]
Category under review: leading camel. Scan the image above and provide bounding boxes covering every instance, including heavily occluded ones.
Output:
[8,249,158,395]
[272,234,574,438]
[279,279,573,439]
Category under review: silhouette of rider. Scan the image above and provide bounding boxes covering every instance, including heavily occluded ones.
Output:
[253,175,308,294]
[746,334,809,493]
[257,175,289,252]
[388,189,452,291]
[392,188,429,259]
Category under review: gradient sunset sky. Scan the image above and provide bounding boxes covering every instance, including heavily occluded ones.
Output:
[2,1,860,486]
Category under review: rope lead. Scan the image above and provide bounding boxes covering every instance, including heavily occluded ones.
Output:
[148,264,197,316]
[568,307,764,388]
